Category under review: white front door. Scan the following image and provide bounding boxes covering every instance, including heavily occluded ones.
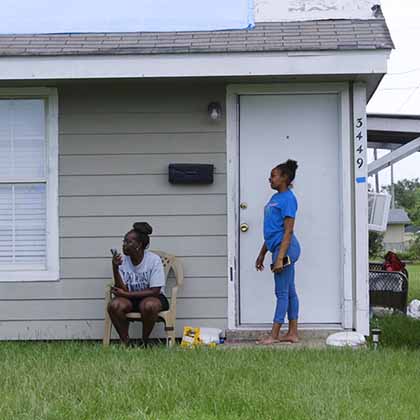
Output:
[239,94,342,325]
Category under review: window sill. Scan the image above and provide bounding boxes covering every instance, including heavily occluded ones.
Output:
[0,270,60,282]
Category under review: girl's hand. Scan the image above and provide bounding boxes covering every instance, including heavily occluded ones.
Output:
[272,259,284,273]
[256,254,265,271]
[112,287,128,298]
[112,253,123,267]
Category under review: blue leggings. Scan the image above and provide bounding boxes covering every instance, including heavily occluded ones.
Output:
[272,241,301,324]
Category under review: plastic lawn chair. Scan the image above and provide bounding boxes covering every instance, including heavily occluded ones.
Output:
[103,251,184,347]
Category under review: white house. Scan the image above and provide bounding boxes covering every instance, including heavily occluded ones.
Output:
[383,208,411,251]
[0,1,393,339]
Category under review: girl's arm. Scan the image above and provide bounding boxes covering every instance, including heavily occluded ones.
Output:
[112,254,128,291]
[123,287,160,299]
[259,242,268,257]
[274,217,295,269]
[256,242,268,271]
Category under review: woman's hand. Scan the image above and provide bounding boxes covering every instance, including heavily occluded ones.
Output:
[112,287,128,298]
[272,258,284,273]
[112,253,123,267]
[256,254,265,271]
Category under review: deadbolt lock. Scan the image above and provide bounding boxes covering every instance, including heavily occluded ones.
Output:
[240,223,249,233]
[240,202,248,209]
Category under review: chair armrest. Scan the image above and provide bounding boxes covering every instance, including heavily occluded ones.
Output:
[174,258,184,287]
[167,285,179,325]
[105,283,113,306]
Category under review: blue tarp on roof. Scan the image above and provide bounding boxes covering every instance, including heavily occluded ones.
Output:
[0,0,254,34]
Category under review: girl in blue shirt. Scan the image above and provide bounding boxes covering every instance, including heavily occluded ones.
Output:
[256,159,301,345]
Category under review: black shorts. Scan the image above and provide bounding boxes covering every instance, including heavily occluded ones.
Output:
[129,294,170,312]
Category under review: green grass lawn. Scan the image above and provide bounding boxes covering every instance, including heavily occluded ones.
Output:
[1,265,419,420]
[407,264,420,301]
[1,342,420,420]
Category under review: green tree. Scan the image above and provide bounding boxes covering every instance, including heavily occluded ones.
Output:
[383,178,420,226]
[410,189,420,225]
[369,231,384,258]
[408,234,420,260]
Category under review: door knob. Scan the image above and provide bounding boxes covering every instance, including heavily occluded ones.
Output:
[240,223,249,233]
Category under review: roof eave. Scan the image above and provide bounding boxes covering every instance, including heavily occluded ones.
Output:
[0,49,390,81]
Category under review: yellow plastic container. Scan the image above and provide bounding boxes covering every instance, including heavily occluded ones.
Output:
[180,326,201,348]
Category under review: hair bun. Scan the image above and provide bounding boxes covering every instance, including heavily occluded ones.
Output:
[133,222,153,235]
[286,159,298,172]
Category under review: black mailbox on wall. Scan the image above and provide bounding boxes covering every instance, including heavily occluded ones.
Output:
[168,164,214,185]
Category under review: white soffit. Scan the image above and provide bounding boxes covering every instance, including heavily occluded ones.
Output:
[0,50,389,81]
[368,115,420,134]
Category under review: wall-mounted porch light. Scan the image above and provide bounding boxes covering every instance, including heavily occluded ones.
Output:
[208,102,222,121]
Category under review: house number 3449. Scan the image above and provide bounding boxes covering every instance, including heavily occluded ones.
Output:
[355,117,364,169]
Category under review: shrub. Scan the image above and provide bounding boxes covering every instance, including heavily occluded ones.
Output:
[396,234,420,261]
[408,233,420,260]
[396,250,416,261]
[369,231,384,258]
[372,315,420,350]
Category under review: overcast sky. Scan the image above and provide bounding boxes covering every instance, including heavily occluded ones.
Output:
[367,0,420,187]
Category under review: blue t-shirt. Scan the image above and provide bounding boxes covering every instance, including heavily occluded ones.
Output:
[264,189,298,252]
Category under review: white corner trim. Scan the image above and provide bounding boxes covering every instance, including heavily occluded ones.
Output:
[0,50,389,81]
[0,87,59,283]
[226,82,353,330]
[352,82,369,336]
[226,88,239,330]
[339,87,354,330]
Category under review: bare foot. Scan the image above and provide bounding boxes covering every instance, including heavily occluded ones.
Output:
[256,336,279,345]
[120,337,130,347]
[278,334,299,343]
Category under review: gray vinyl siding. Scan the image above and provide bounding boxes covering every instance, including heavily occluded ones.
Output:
[0,82,228,340]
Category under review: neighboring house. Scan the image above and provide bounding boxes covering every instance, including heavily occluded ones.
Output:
[0,3,393,339]
[383,209,411,252]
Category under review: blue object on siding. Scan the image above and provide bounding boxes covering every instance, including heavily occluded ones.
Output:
[356,177,367,184]
[0,0,255,34]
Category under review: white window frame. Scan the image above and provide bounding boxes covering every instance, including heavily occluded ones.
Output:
[368,192,392,232]
[0,87,59,282]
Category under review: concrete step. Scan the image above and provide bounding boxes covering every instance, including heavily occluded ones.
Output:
[225,328,341,343]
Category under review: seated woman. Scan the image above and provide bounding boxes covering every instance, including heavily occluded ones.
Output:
[108,222,169,345]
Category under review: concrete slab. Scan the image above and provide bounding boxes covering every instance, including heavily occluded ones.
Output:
[221,329,343,349]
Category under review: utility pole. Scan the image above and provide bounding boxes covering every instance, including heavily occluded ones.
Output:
[390,163,395,209]
[373,148,380,192]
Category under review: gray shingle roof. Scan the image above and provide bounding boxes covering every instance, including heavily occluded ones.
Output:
[0,19,393,57]
[388,208,411,225]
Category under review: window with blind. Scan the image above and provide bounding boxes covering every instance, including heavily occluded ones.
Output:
[0,91,58,281]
